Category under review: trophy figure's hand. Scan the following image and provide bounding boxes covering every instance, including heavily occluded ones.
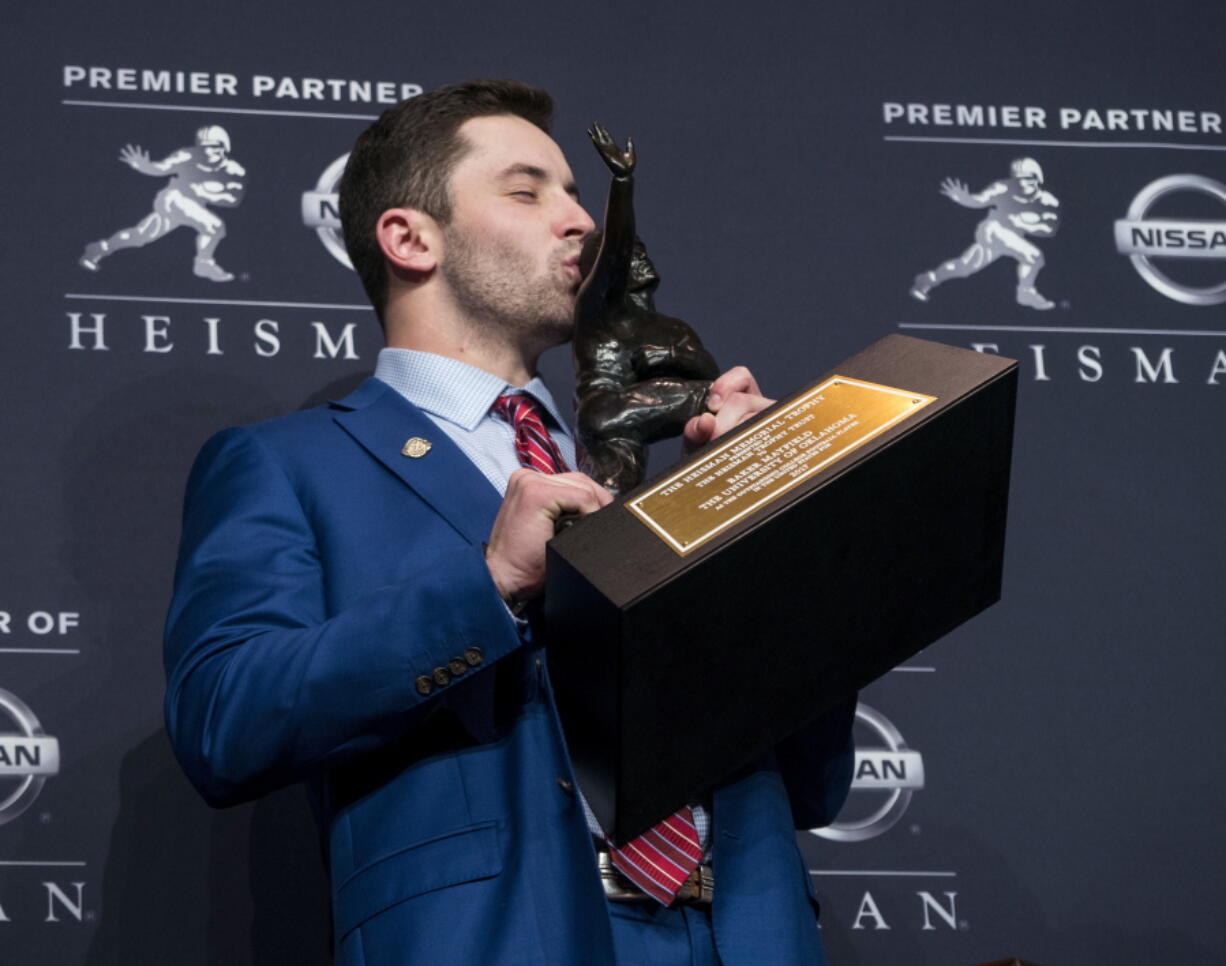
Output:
[588,123,636,177]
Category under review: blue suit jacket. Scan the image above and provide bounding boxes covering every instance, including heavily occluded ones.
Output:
[164,377,855,966]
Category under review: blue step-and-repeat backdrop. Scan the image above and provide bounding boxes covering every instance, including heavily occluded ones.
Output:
[3,2,1225,963]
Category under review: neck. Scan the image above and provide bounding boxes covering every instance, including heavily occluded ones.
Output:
[383,289,539,387]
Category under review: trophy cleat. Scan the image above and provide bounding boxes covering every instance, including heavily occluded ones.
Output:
[910,272,934,302]
[193,258,234,282]
[1016,288,1054,310]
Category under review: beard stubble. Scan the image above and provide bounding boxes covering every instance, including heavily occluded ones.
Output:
[440,224,576,350]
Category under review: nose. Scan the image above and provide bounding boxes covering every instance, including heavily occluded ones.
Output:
[558,195,596,240]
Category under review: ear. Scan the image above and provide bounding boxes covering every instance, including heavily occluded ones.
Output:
[375,207,439,276]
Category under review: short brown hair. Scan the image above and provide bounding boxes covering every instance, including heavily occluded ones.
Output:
[339,79,554,323]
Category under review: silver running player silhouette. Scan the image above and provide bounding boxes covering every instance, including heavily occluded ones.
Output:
[911,158,1060,310]
[79,125,246,282]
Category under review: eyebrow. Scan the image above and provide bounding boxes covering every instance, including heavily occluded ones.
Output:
[497,162,581,201]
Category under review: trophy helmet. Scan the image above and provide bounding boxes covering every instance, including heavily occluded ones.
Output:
[629,238,660,294]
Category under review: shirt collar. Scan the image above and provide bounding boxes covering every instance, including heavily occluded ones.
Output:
[374,347,571,434]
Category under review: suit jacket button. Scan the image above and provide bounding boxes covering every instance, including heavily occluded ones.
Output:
[463,646,484,667]
[448,658,468,676]
[432,666,451,686]
[556,778,574,795]
[415,675,433,696]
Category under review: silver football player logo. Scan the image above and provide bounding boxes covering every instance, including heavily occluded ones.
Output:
[79,125,246,282]
[911,158,1060,310]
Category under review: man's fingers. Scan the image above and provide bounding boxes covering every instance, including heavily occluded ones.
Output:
[711,391,775,436]
[683,365,772,454]
[508,469,611,516]
[547,472,614,511]
[707,366,761,410]
[683,413,716,452]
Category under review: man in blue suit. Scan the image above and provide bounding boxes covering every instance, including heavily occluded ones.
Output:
[164,79,855,965]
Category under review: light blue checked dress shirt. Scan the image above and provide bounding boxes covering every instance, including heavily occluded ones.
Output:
[373,347,710,851]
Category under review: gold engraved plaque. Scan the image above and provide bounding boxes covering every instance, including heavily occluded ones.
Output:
[626,376,936,555]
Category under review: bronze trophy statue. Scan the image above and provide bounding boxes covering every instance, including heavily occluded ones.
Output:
[547,121,1017,845]
[572,124,720,496]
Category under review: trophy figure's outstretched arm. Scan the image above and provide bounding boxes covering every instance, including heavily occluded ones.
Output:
[577,124,637,319]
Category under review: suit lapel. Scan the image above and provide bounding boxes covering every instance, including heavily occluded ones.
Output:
[331,378,503,545]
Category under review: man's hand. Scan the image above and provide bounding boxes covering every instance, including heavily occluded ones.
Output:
[588,123,635,178]
[683,366,775,454]
[485,470,612,603]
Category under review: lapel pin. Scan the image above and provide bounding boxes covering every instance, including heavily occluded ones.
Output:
[401,437,432,458]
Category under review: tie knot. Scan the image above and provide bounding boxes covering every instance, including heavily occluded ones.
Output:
[492,392,541,425]
[492,392,568,474]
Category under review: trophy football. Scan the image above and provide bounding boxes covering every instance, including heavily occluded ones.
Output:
[545,126,1018,844]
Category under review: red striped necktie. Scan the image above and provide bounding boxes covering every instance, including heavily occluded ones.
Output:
[608,806,704,906]
[492,393,570,474]
[491,391,704,906]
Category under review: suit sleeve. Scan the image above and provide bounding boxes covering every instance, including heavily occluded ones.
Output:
[163,426,522,808]
[774,693,857,829]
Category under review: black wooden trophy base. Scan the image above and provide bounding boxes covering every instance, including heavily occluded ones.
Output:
[544,335,1018,844]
